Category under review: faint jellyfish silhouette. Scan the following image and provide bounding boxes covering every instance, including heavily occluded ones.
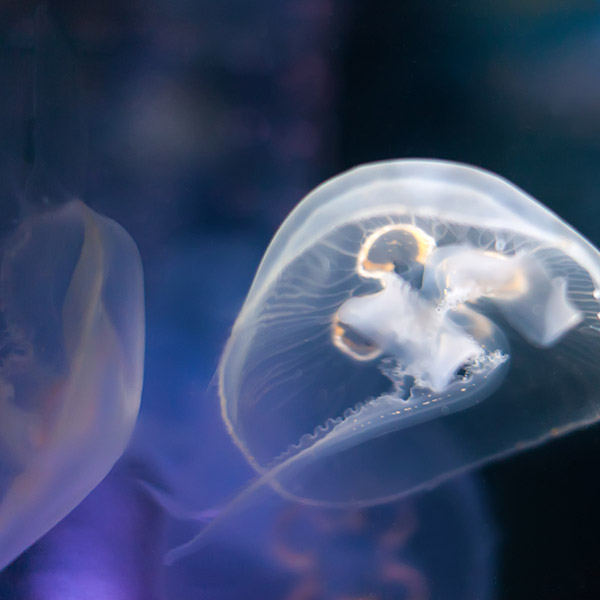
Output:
[0,199,145,570]
[0,8,145,570]
[270,501,429,600]
[163,421,493,599]
[170,159,600,560]
[165,436,492,599]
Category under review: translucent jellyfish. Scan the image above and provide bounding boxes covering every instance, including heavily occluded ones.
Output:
[218,159,600,500]
[0,200,145,570]
[169,159,600,561]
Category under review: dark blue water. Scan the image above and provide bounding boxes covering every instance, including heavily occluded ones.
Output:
[0,1,599,599]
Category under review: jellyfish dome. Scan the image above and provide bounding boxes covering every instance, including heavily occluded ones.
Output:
[219,159,600,506]
[0,200,145,569]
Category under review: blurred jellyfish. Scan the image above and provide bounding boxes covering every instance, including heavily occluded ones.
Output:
[0,200,145,571]
[164,436,494,600]
[0,9,145,570]
[170,159,600,560]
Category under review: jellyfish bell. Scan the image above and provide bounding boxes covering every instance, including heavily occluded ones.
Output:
[216,159,600,505]
[0,199,145,570]
[6,201,149,567]
[166,159,600,562]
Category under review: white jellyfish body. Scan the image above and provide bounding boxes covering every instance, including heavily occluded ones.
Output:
[214,159,600,510]
[0,200,145,569]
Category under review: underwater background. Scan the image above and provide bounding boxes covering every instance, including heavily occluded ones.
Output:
[0,0,600,598]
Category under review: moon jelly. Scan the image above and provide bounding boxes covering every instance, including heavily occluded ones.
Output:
[219,159,600,506]
[0,200,145,569]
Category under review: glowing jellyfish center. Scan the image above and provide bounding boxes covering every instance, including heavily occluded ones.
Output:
[333,223,581,401]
